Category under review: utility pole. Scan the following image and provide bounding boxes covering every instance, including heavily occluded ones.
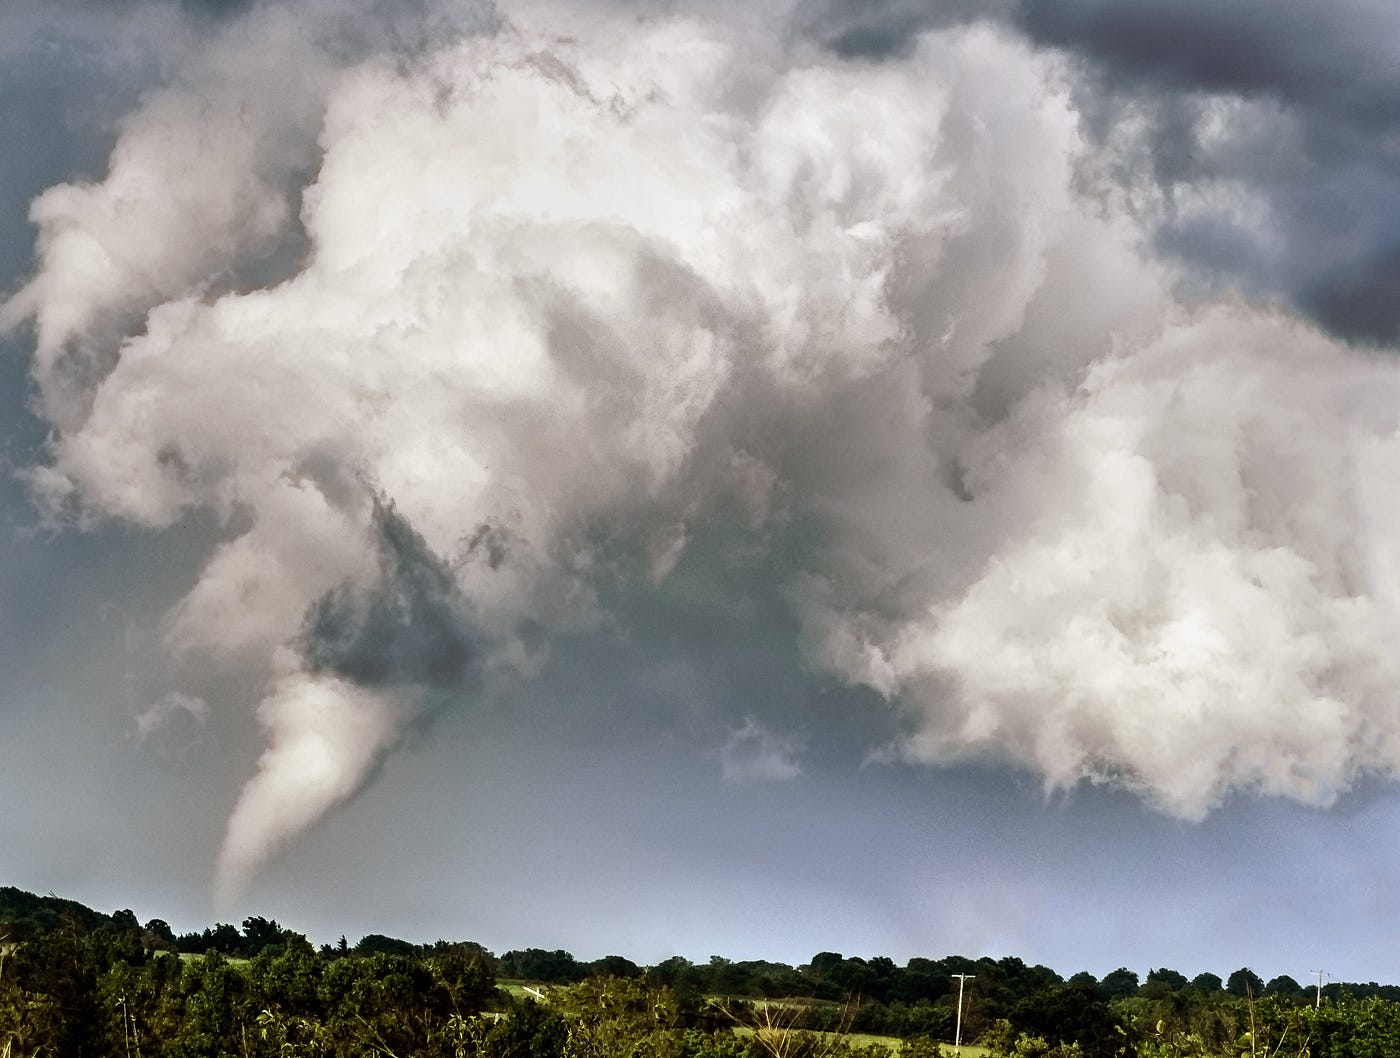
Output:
[119,995,131,1058]
[1311,969,1328,1008]
[952,973,976,1056]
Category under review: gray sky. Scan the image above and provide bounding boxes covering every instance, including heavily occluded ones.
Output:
[5,0,1400,984]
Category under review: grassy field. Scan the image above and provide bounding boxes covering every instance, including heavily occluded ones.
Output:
[498,979,554,1000]
[730,1025,991,1056]
[500,981,993,1056]
[812,1032,989,1056]
[174,951,248,963]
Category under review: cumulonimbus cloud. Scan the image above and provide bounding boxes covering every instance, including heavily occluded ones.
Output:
[8,0,1400,897]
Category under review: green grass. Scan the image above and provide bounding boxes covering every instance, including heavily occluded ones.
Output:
[498,984,993,1057]
[175,951,249,964]
[729,1025,991,1056]
[497,979,553,999]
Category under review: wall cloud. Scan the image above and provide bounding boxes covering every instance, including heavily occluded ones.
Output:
[8,0,1400,896]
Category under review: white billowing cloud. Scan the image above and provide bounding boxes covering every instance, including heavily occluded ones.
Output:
[0,5,337,439]
[821,307,1400,817]
[721,719,804,784]
[11,0,1400,894]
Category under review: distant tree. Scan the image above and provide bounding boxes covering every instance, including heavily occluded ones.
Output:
[802,951,847,997]
[202,922,244,956]
[1147,968,1188,991]
[1190,972,1223,992]
[499,948,585,983]
[174,930,204,953]
[1099,967,1139,1000]
[649,956,704,1008]
[1265,974,1304,1000]
[1140,967,1189,997]
[1227,968,1264,998]
[705,956,752,995]
[143,918,177,950]
[1068,971,1099,989]
[355,933,419,957]
[0,887,109,939]
[241,915,287,956]
[827,956,876,998]
[893,958,951,1004]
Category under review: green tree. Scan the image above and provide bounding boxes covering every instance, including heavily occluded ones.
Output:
[1009,984,1118,1058]
[427,942,498,1016]
[1264,974,1304,1001]
[1099,969,1139,1001]
[1226,968,1263,998]
[592,955,643,979]
[1143,969,1187,995]
[241,916,290,957]
[144,918,178,951]
[201,922,245,956]
[552,976,685,1058]
[354,933,419,957]
[500,948,585,983]
[480,997,569,1058]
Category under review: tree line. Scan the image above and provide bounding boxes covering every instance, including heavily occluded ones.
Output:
[3,885,1399,1057]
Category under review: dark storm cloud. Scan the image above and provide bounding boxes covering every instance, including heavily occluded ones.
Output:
[1017,0,1400,124]
[789,0,1011,59]
[302,499,477,689]
[792,0,1400,344]
[1014,0,1400,344]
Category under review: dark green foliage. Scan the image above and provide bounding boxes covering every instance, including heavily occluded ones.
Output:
[241,915,292,956]
[551,975,685,1057]
[880,1000,951,1039]
[682,1026,754,1057]
[16,884,1400,1058]
[144,917,178,950]
[479,996,569,1057]
[0,886,119,939]
[498,947,587,983]
[1009,983,1119,1058]
[1098,967,1140,1000]
[1252,993,1400,1058]
[1188,972,1222,992]
[0,889,502,1058]
[591,953,644,978]
[651,956,708,1009]
[1142,968,1188,995]
[1264,973,1304,1000]
[177,922,245,956]
[1225,967,1263,997]
[355,932,421,957]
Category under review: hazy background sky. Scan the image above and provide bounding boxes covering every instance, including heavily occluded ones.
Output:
[5,0,1400,984]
